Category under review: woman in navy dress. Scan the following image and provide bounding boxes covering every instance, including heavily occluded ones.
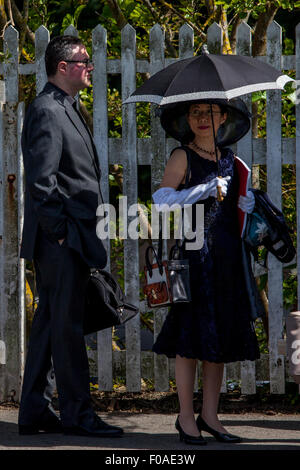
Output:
[152,100,260,445]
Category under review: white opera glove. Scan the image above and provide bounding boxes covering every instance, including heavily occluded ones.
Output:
[152,176,231,212]
[238,190,255,214]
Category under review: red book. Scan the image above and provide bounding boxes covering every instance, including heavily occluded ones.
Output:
[234,155,251,237]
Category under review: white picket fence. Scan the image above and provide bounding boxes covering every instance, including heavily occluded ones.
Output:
[0,20,299,401]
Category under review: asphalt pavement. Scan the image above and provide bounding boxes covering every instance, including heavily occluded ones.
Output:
[0,408,299,451]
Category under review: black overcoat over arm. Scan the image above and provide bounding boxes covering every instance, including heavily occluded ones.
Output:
[22,106,67,241]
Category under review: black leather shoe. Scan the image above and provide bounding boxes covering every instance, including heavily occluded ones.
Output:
[196,415,242,443]
[63,416,124,438]
[19,411,62,435]
[175,416,207,446]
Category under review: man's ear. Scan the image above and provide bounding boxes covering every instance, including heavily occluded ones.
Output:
[57,61,68,75]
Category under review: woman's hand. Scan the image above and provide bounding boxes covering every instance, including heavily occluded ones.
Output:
[238,190,255,213]
[209,176,231,198]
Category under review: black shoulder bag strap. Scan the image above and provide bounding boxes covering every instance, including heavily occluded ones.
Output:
[157,146,191,262]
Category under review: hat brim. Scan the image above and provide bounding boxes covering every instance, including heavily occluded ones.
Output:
[159,98,251,147]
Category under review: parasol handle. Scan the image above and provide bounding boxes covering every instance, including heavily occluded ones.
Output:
[209,104,223,202]
[217,176,224,202]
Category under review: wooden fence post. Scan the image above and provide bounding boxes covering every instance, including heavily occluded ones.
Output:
[0,81,5,241]
[178,23,202,393]
[0,82,5,369]
[93,24,113,391]
[206,22,229,394]
[150,24,169,392]
[18,102,25,392]
[267,21,285,394]
[296,24,300,312]
[179,23,194,59]
[64,25,79,37]
[35,26,49,94]
[121,24,141,392]
[0,25,23,401]
[236,21,257,395]
[207,22,223,54]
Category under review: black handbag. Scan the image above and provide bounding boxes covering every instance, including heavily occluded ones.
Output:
[84,269,139,334]
[243,189,295,264]
[143,240,191,308]
[143,147,192,308]
[168,241,191,303]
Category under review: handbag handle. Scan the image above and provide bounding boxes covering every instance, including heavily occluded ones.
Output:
[169,241,185,260]
[145,245,164,277]
[157,146,191,262]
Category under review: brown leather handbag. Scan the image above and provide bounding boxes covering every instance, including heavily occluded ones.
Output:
[144,245,172,308]
[143,242,191,308]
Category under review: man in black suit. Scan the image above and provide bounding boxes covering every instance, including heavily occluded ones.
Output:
[18,36,123,438]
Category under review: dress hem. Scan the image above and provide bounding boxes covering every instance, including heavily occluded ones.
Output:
[152,349,260,364]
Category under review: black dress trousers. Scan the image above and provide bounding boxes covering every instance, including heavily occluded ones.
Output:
[18,229,94,428]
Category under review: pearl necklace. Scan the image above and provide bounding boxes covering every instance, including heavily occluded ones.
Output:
[191,141,216,156]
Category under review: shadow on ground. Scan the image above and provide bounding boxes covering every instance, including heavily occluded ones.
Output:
[0,413,299,450]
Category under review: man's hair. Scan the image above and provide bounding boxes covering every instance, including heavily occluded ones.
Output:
[45,35,84,77]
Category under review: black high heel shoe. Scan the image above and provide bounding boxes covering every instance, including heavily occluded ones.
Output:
[175,416,207,446]
[196,415,242,443]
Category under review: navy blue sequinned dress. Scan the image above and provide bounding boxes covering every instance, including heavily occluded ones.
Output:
[152,147,260,363]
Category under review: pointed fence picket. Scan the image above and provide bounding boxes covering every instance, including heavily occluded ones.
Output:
[149,24,169,393]
[121,24,141,392]
[93,24,113,391]
[297,24,300,313]
[236,22,257,396]
[0,25,22,401]
[266,22,285,394]
[0,21,298,401]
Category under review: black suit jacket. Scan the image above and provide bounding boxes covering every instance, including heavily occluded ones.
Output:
[20,82,107,268]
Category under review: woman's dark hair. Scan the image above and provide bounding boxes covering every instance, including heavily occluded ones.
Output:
[45,35,84,77]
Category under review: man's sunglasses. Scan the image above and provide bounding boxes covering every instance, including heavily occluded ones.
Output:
[64,59,93,67]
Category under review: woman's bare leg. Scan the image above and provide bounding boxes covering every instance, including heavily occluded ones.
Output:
[201,360,228,433]
[175,355,199,436]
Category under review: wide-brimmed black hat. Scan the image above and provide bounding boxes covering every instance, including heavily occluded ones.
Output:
[159,98,251,147]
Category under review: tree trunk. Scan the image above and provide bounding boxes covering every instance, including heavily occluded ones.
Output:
[252,2,279,57]
[18,0,29,60]
[219,6,232,54]
[140,0,177,56]
[106,0,127,30]
[204,0,216,16]
[0,0,8,49]
[11,0,35,45]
